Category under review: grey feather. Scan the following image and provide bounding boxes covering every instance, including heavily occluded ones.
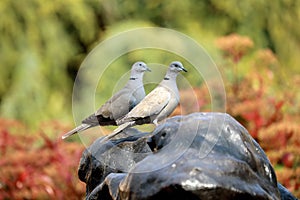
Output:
[61,124,92,139]
[108,61,187,138]
[62,61,151,139]
[103,121,136,141]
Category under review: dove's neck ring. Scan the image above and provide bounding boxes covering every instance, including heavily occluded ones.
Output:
[164,71,179,80]
[129,71,145,81]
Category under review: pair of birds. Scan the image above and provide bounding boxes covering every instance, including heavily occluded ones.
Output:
[62,61,187,140]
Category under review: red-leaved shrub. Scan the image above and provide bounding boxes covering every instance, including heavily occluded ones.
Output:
[0,119,85,199]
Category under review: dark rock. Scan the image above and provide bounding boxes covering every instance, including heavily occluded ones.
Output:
[78,129,152,195]
[87,173,126,200]
[78,112,297,200]
[278,183,298,200]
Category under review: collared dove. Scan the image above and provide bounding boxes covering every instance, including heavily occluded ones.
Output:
[106,61,187,140]
[62,61,151,139]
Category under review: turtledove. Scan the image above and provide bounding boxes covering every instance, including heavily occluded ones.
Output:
[106,61,187,140]
[62,61,151,139]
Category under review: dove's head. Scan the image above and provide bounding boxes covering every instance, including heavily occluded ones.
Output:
[132,61,151,73]
[169,61,187,73]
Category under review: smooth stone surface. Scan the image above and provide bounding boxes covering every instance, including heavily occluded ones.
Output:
[78,112,296,200]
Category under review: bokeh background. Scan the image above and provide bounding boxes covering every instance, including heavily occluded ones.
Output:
[1,0,299,199]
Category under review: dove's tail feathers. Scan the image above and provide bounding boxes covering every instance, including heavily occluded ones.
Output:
[104,122,136,141]
[62,124,92,139]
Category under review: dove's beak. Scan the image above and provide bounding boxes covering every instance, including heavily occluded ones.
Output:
[146,66,152,72]
[181,67,187,72]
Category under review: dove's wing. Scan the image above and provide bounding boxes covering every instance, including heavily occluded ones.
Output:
[117,86,171,124]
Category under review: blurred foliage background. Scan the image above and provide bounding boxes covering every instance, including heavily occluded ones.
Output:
[1,0,300,198]
[1,0,300,127]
